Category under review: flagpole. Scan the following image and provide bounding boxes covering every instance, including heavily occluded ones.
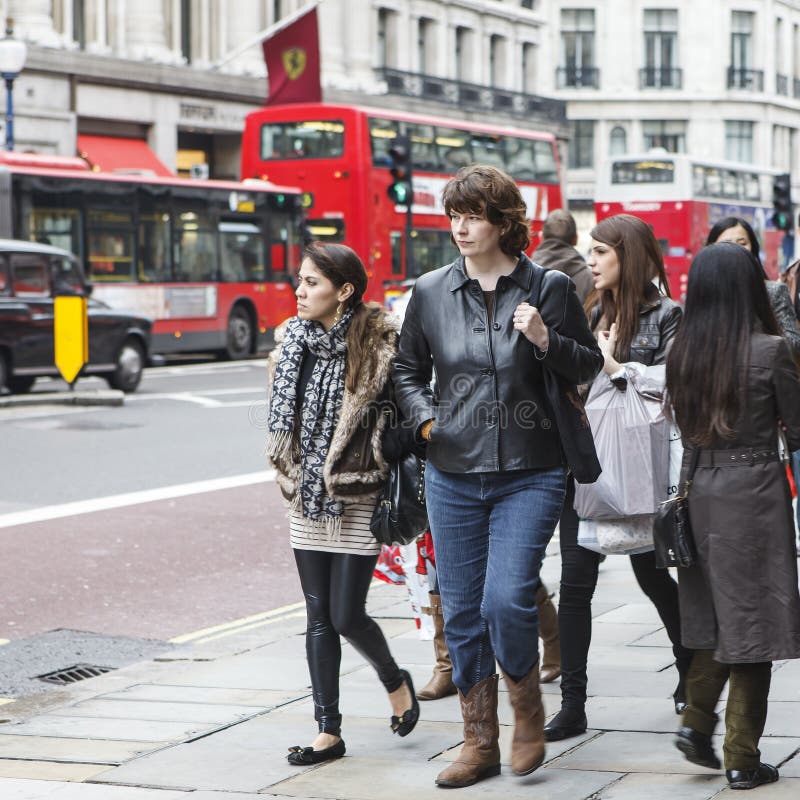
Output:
[212,0,321,70]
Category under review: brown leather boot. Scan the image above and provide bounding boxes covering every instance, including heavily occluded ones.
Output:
[536,584,561,683]
[416,592,457,701]
[435,674,501,788]
[501,664,546,776]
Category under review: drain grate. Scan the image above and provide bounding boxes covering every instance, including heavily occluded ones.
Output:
[36,664,114,686]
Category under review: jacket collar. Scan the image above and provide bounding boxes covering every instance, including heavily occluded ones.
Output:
[448,254,535,292]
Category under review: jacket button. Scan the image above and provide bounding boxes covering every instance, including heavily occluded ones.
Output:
[492,322,501,330]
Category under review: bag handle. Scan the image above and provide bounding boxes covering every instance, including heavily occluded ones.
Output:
[680,446,701,497]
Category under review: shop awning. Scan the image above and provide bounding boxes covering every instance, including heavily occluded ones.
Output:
[77,134,174,177]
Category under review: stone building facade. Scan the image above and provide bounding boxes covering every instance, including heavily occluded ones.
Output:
[7,0,565,180]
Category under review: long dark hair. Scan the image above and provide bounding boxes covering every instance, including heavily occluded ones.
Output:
[589,214,670,359]
[302,242,382,392]
[706,216,767,278]
[666,243,779,445]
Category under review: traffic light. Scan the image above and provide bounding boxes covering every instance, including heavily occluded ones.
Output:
[772,172,793,231]
[387,135,413,205]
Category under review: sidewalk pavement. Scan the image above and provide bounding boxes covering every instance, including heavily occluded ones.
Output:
[1,540,799,800]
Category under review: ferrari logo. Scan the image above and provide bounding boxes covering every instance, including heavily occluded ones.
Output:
[283,48,307,80]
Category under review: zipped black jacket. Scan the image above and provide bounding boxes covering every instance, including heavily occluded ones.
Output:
[393,254,603,474]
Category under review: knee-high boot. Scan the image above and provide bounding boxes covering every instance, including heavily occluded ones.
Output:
[416,592,457,701]
[435,674,501,788]
[501,664,546,775]
[536,583,561,683]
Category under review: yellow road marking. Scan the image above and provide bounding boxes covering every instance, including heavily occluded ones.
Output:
[170,600,307,644]
[193,611,307,644]
[0,698,14,706]
[0,639,9,645]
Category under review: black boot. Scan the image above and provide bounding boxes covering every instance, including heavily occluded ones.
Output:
[726,763,779,790]
[674,726,720,770]
[544,705,587,742]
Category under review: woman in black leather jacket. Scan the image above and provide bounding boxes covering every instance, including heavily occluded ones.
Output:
[393,165,602,788]
[545,213,693,743]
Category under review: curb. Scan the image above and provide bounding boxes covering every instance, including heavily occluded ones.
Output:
[0,390,125,408]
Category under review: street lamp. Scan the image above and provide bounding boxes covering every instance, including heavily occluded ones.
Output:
[0,19,27,151]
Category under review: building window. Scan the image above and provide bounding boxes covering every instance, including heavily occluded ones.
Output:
[773,125,792,171]
[728,11,762,89]
[776,18,787,93]
[377,8,397,69]
[725,120,754,162]
[609,126,627,156]
[418,18,433,74]
[522,42,537,93]
[181,0,192,63]
[569,120,594,168]
[490,35,507,87]
[73,0,86,49]
[642,9,679,88]
[521,0,535,9]
[643,120,686,153]
[559,9,598,88]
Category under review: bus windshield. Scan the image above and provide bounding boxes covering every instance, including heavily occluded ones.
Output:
[260,120,345,160]
[611,159,675,184]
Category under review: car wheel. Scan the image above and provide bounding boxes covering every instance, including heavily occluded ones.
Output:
[224,306,253,360]
[8,375,36,394]
[107,338,145,393]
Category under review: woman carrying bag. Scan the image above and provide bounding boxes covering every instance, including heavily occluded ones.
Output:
[266,242,419,765]
[666,243,800,791]
[545,213,693,743]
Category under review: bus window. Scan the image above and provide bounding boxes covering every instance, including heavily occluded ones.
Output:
[471,133,505,169]
[137,191,171,282]
[87,208,135,281]
[704,167,722,197]
[409,229,458,278]
[27,206,81,256]
[268,213,301,279]
[611,160,675,183]
[407,123,439,171]
[305,218,346,242]
[743,172,761,202]
[435,127,472,171]
[506,139,537,180]
[532,140,559,184]
[219,221,265,282]
[174,207,216,282]
[369,117,399,167]
[260,120,345,160]
[390,231,403,276]
[721,170,739,199]
[692,165,706,196]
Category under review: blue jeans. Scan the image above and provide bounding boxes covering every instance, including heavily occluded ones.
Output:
[425,462,567,694]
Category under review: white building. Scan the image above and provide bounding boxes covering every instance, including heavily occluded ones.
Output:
[6,0,566,179]
[539,0,800,220]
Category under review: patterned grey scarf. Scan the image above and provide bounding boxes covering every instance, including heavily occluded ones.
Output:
[266,310,353,537]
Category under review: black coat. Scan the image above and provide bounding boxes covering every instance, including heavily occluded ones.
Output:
[392,254,603,474]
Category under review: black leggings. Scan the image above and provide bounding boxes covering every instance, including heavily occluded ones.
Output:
[294,549,404,735]
[558,477,692,710]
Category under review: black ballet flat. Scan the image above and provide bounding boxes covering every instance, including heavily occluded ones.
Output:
[287,739,346,765]
[390,669,420,737]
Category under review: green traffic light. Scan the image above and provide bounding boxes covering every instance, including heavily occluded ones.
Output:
[388,182,411,204]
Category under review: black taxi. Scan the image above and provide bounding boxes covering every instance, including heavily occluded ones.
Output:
[0,240,152,393]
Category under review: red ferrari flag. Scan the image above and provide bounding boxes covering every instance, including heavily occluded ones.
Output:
[262,5,322,105]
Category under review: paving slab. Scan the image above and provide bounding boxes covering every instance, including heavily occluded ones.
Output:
[0,734,156,763]
[0,779,190,798]
[51,698,261,723]
[763,701,800,736]
[0,760,112,782]
[582,622,666,647]
[778,749,800,777]
[716,776,800,797]
[274,757,621,800]
[766,662,800,701]
[580,667,676,699]
[5,715,216,742]
[578,645,675,672]
[583,696,684,733]
[551,730,800,776]
[99,684,294,708]
[594,772,727,799]
[594,603,665,625]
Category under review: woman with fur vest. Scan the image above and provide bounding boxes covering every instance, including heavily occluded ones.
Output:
[266,242,419,766]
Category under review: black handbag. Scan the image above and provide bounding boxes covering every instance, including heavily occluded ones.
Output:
[370,452,428,546]
[653,446,701,569]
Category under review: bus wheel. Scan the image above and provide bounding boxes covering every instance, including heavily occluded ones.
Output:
[107,338,145,393]
[224,306,253,360]
[8,375,36,394]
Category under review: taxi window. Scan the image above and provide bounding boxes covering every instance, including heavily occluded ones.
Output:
[11,253,51,297]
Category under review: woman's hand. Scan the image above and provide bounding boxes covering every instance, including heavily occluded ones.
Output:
[514,302,549,351]
[598,322,622,374]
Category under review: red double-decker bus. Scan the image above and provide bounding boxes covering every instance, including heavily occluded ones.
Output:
[241,102,563,304]
[595,151,783,301]
[0,152,303,357]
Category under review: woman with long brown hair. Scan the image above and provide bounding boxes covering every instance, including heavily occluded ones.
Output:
[546,213,693,742]
[667,243,800,790]
[266,242,419,764]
